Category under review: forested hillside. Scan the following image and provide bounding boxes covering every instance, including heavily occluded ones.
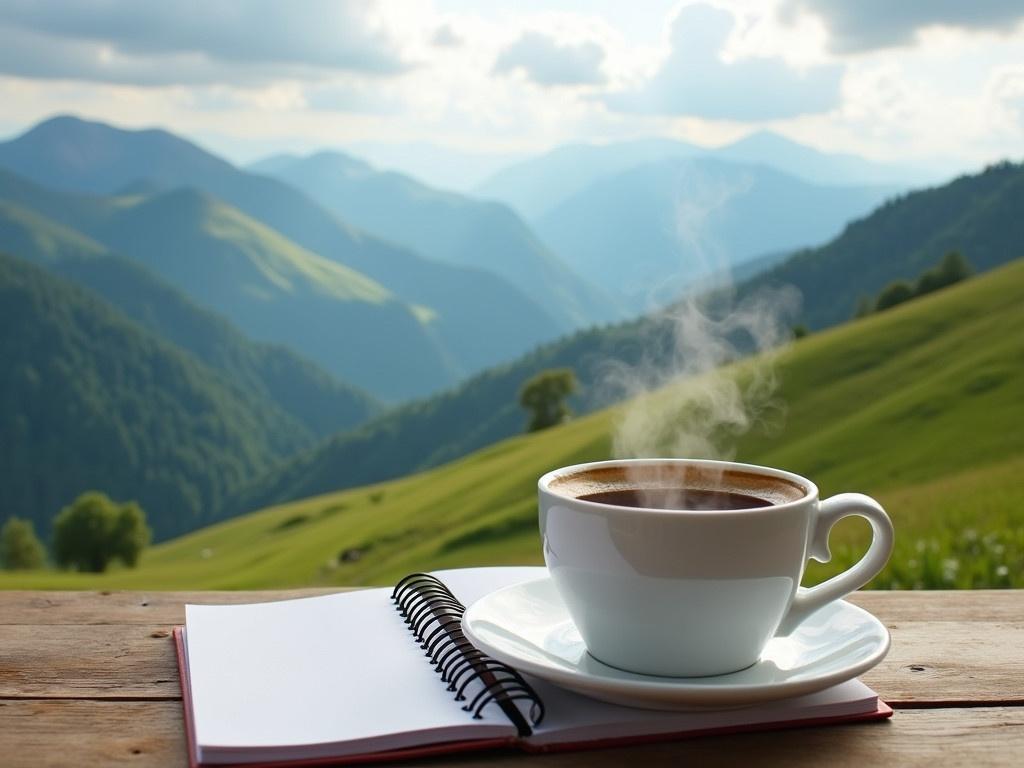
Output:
[0,199,380,437]
[534,156,893,305]
[749,161,1024,328]
[0,253,315,540]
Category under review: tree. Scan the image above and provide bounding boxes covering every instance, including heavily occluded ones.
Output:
[917,251,972,296]
[0,517,46,570]
[791,324,809,340]
[110,502,150,567]
[52,492,151,573]
[519,368,578,433]
[874,280,914,312]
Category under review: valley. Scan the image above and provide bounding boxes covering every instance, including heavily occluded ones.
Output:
[5,258,1019,588]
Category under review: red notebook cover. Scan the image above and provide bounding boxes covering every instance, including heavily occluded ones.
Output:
[173,627,891,768]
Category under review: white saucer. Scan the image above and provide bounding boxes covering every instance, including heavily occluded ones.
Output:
[461,577,889,710]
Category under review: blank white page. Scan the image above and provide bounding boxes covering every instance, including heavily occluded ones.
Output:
[432,566,546,608]
[185,587,515,763]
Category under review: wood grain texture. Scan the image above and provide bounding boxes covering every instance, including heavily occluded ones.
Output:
[2,590,1022,704]
[0,625,181,699]
[408,707,1024,767]
[1,589,1023,766]
[0,702,1021,768]
[0,700,186,768]
[1,588,1020,625]
[0,589,341,625]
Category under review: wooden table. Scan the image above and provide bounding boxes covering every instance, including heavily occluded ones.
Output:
[2,589,1022,767]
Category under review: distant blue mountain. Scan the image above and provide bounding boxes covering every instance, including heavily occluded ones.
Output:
[475,137,703,220]
[475,131,929,221]
[533,157,897,307]
[252,151,622,327]
[715,131,934,187]
[0,115,233,194]
[345,140,525,193]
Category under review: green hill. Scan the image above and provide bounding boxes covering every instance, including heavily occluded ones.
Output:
[0,166,566,399]
[0,253,320,541]
[0,172,461,399]
[751,160,1024,329]
[221,317,656,518]
[94,187,464,400]
[6,257,1021,589]
[0,200,380,437]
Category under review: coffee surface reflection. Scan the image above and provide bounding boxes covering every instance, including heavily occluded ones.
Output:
[577,488,773,511]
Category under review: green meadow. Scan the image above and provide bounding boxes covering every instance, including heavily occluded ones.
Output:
[4,258,1022,590]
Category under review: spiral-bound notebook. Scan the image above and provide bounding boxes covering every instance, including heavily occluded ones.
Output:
[174,567,890,767]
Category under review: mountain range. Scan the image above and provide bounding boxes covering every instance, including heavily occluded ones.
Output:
[474,131,928,221]
[222,160,1024,518]
[0,113,1014,545]
[532,156,895,306]
[0,117,593,399]
[0,119,609,399]
[0,169,460,400]
[249,151,620,327]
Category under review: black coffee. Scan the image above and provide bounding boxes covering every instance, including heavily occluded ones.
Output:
[577,488,773,511]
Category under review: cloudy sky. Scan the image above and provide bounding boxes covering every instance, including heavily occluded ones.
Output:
[0,0,1021,187]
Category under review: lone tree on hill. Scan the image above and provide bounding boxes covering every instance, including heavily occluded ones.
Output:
[916,251,972,296]
[53,492,151,573]
[0,517,46,570]
[870,252,974,316]
[519,368,578,433]
[874,280,914,312]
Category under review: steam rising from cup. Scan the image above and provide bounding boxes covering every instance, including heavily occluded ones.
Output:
[606,165,800,506]
[611,288,797,461]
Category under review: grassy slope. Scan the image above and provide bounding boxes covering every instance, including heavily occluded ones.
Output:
[229,162,1024,517]
[4,258,1022,588]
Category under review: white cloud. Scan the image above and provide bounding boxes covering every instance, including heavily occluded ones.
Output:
[493,31,606,86]
[431,24,462,48]
[781,0,1024,53]
[0,0,407,86]
[0,0,1020,177]
[604,4,842,120]
[986,66,1024,133]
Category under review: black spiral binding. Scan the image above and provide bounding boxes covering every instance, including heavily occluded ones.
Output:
[392,573,545,736]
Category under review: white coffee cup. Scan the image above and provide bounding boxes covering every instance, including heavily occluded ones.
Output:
[539,458,894,677]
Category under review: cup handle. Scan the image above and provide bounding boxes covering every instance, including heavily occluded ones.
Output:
[776,493,894,636]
